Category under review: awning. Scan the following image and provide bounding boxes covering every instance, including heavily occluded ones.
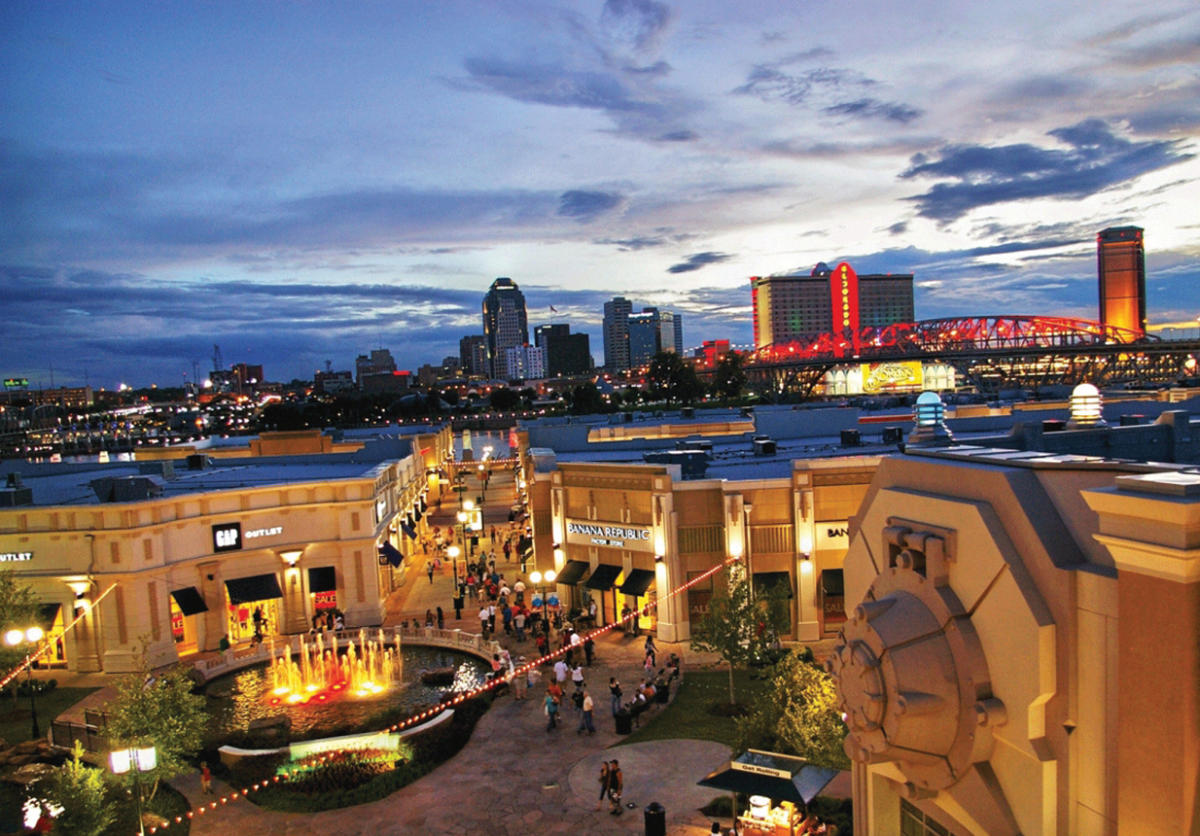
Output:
[821,569,844,596]
[169,587,208,616]
[585,563,622,591]
[697,750,838,806]
[753,571,794,598]
[308,566,337,593]
[36,603,62,630]
[619,568,655,597]
[554,560,591,586]
[224,574,283,604]
[379,541,403,567]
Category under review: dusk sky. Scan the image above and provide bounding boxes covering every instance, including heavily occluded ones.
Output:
[3,1,1198,389]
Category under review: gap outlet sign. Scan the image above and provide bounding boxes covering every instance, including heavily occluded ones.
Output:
[565,519,654,552]
[212,522,242,552]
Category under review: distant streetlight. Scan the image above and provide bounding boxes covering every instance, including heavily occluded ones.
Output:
[109,745,157,836]
[5,626,45,738]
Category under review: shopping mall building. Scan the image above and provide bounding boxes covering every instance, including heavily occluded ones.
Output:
[0,427,451,673]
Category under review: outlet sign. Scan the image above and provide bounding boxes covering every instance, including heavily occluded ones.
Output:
[0,551,33,563]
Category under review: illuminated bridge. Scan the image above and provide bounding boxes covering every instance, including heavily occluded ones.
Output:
[743,315,1200,395]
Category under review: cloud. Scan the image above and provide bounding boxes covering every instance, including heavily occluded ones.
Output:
[600,0,673,53]
[658,129,697,142]
[558,190,625,220]
[667,251,733,273]
[886,221,908,235]
[901,119,1194,223]
[823,98,922,123]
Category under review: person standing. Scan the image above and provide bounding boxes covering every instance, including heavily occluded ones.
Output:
[609,676,623,716]
[607,759,623,814]
[453,592,464,621]
[514,608,526,642]
[511,658,528,700]
[200,762,213,794]
[577,689,595,735]
[644,634,657,667]
[426,560,435,584]
[436,606,444,629]
[553,657,569,687]
[544,688,560,732]
[594,761,611,811]
[478,604,490,637]
[584,635,595,666]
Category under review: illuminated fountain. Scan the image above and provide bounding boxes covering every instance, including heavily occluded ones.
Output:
[267,628,404,704]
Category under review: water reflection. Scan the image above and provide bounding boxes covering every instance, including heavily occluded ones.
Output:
[205,646,486,740]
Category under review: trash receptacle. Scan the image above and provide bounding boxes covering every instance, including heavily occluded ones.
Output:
[644,802,666,836]
[615,709,633,735]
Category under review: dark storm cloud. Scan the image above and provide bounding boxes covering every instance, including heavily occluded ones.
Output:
[823,98,922,123]
[901,119,1193,223]
[558,190,625,220]
[667,251,733,273]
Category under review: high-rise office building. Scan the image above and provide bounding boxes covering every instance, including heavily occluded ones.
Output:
[534,324,592,376]
[459,335,488,378]
[602,296,633,372]
[504,344,545,380]
[628,309,661,368]
[1097,226,1146,335]
[355,349,396,384]
[751,262,914,348]
[482,278,528,379]
[658,311,683,355]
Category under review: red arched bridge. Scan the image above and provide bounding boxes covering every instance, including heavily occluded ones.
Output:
[743,315,1200,395]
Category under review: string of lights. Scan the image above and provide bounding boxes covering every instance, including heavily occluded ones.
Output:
[144,555,739,833]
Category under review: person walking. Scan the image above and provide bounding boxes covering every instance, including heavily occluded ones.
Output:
[478,604,490,638]
[426,560,435,584]
[544,688,560,732]
[607,759,623,814]
[200,761,213,794]
[436,606,444,629]
[609,677,623,716]
[577,689,595,735]
[644,634,657,667]
[511,658,528,700]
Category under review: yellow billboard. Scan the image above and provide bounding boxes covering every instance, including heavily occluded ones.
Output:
[861,361,924,393]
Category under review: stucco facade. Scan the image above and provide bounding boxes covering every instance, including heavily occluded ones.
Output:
[831,447,1200,835]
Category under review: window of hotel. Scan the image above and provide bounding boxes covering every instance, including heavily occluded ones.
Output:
[900,800,957,836]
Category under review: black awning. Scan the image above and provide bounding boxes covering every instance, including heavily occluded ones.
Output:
[554,560,591,586]
[224,573,283,604]
[308,566,337,593]
[698,750,837,806]
[619,568,654,597]
[821,568,844,596]
[585,563,622,591]
[753,571,794,598]
[36,603,62,630]
[169,587,208,616]
[379,541,403,567]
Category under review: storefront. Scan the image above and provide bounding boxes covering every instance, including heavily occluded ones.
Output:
[168,587,208,655]
[225,574,283,643]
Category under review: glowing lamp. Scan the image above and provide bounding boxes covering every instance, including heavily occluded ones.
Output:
[1068,383,1104,427]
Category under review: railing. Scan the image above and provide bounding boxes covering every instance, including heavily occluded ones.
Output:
[50,719,107,752]
[192,625,502,683]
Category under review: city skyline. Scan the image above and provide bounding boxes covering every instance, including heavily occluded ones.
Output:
[2,1,1199,388]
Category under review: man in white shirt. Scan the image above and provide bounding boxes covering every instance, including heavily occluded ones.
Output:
[553,657,569,685]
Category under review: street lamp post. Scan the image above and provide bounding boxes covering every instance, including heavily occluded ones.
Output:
[447,545,461,593]
[4,626,45,738]
[529,569,557,633]
[110,745,157,836]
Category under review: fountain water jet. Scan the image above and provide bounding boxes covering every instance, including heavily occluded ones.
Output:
[268,629,403,704]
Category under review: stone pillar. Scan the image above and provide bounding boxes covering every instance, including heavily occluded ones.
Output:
[1084,472,1200,836]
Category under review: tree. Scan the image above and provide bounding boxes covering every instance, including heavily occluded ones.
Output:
[689,567,790,705]
[37,742,118,836]
[647,351,705,405]
[105,657,207,802]
[567,382,605,415]
[712,352,747,401]
[488,387,520,412]
[735,651,851,770]
[0,569,40,690]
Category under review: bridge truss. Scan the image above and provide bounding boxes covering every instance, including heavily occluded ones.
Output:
[744,316,1200,397]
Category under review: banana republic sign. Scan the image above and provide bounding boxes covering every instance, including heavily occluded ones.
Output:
[565,520,654,552]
